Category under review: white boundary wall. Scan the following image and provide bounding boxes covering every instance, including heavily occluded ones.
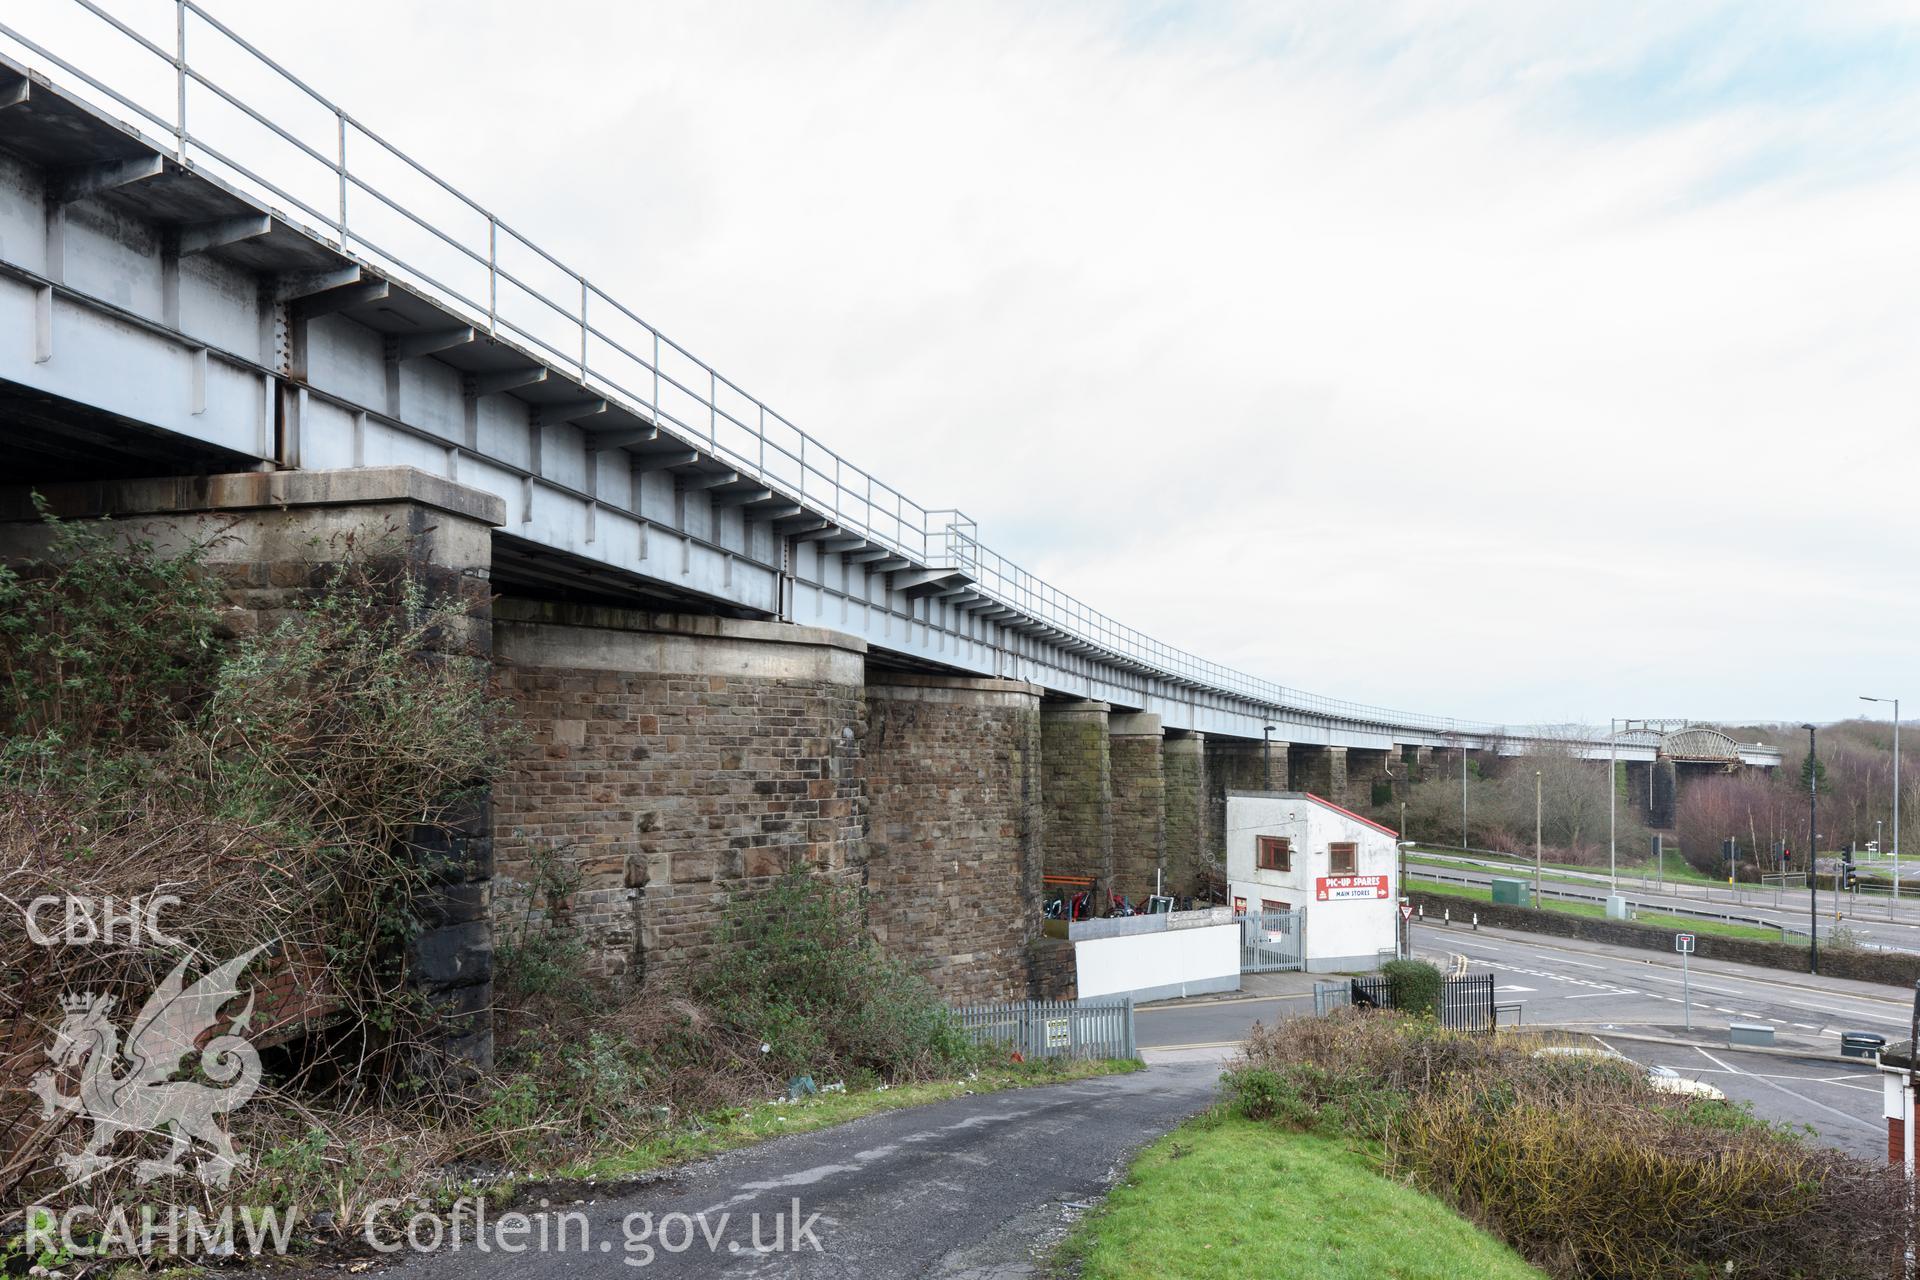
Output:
[1073,923,1240,1002]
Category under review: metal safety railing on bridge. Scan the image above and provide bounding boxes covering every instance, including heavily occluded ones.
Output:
[952,998,1137,1061]
[0,0,1519,740]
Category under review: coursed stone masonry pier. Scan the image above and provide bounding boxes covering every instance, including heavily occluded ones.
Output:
[1040,700,1114,908]
[1162,732,1209,896]
[492,602,867,984]
[1108,712,1167,906]
[864,673,1044,1003]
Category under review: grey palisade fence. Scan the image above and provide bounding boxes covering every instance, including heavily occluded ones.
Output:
[953,998,1137,1061]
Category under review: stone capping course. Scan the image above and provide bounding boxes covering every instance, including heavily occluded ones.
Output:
[1108,711,1164,737]
[494,596,867,657]
[1044,698,1112,717]
[865,671,1045,705]
[0,466,508,528]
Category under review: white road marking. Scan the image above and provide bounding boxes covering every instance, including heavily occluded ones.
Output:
[1564,990,1633,999]
[1675,1065,1879,1094]
[1638,974,1746,996]
[1811,1078,1882,1094]
[1787,999,1909,1026]
[1693,1048,1881,1133]
[1539,955,1607,968]
[1495,985,1536,993]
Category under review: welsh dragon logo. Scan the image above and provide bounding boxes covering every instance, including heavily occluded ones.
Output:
[29,945,268,1188]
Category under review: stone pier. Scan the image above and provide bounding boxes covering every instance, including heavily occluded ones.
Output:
[1204,736,1275,872]
[1403,744,1433,782]
[1108,712,1167,907]
[492,601,867,984]
[863,673,1044,1003]
[1288,743,1349,803]
[1347,746,1393,809]
[1163,732,1209,897]
[1040,700,1114,908]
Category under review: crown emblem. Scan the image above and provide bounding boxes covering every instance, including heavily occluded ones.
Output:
[61,992,103,1013]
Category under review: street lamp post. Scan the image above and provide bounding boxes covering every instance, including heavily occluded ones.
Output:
[1862,696,1900,905]
[1460,741,1469,851]
[1608,717,1618,893]
[1534,769,1543,910]
[1804,723,1819,975]
[1262,724,1277,791]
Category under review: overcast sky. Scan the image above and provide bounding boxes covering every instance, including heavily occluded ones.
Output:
[36,1,1920,729]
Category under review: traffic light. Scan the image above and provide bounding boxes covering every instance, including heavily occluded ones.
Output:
[1840,844,1857,890]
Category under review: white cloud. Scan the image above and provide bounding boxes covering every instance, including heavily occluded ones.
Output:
[44,0,1920,723]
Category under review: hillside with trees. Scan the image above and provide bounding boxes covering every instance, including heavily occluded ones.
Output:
[1678,719,1910,878]
[1381,719,1909,880]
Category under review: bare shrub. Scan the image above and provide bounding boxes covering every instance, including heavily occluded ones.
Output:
[1402,1080,1903,1279]
[1228,1012,1907,1280]
[0,523,512,1214]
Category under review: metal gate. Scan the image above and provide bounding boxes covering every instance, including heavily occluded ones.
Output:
[1240,909,1304,973]
[1437,973,1494,1030]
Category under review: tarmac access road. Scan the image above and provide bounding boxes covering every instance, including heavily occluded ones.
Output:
[374,1063,1222,1279]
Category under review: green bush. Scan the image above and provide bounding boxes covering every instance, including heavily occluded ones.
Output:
[1380,958,1443,1016]
[693,868,978,1083]
[0,501,221,779]
[1222,1061,1405,1138]
[477,1030,655,1162]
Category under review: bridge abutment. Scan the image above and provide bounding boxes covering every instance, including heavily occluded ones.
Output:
[491,601,867,985]
[1108,712,1167,907]
[1040,699,1114,910]
[863,672,1044,1003]
[1649,758,1678,829]
[0,467,503,1066]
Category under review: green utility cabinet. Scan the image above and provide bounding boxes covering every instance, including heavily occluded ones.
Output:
[1490,877,1530,906]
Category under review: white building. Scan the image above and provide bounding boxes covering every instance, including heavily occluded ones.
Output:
[1225,790,1400,972]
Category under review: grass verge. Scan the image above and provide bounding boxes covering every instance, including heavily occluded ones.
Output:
[568,1057,1143,1181]
[1409,879,1780,941]
[1051,1114,1544,1280]
[1410,846,1719,886]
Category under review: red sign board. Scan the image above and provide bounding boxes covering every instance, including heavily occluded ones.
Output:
[1316,874,1391,902]
[1399,902,1415,922]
